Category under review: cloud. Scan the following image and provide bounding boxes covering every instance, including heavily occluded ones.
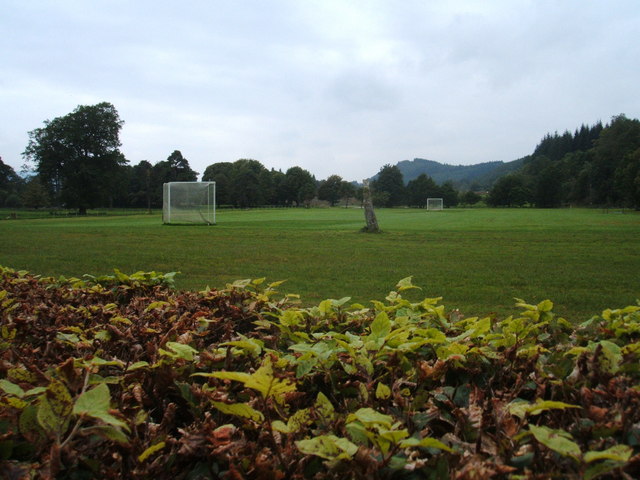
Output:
[1,0,639,182]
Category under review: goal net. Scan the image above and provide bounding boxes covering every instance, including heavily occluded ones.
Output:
[163,182,216,225]
[427,198,444,211]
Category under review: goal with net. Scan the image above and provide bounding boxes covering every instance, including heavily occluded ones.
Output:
[426,198,444,211]
[163,182,216,225]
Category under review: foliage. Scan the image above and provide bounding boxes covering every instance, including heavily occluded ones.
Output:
[372,164,405,207]
[318,175,355,207]
[22,102,127,214]
[283,166,317,207]
[0,157,24,208]
[202,159,282,208]
[487,174,531,207]
[489,115,640,209]
[1,267,640,478]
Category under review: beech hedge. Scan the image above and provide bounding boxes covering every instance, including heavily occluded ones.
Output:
[1,266,639,479]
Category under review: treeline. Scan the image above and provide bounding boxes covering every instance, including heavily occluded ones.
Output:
[1,99,461,211]
[487,115,640,208]
[3,102,639,212]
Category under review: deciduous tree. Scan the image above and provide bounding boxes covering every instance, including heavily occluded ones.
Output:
[23,102,127,214]
[372,164,405,207]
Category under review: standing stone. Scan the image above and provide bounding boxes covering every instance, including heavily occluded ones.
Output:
[361,179,380,233]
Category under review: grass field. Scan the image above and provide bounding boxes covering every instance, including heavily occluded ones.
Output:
[1,207,639,319]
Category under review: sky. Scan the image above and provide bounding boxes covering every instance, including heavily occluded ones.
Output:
[2,0,639,182]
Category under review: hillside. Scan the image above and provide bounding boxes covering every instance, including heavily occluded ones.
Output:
[392,157,524,189]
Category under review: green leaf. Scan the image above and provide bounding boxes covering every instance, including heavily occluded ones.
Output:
[73,383,129,431]
[396,276,421,292]
[584,460,628,480]
[138,441,166,462]
[537,299,554,312]
[400,437,454,453]
[126,361,150,371]
[244,358,296,403]
[83,425,129,444]
[315,392,335,423]
[196,371,252,383]
[296,435,358,461]
[211,401,264,423]
[221,336,263,357]
[346,408,393,429]
[159,342,198,361]
[37,380,73,436]
[0,379,25,398]
[197,358,296,403]
[529,425,581,458]
[144,301,170,312]
[375,382,391,400]
[379,428,409,444]
[508,399,581,419]
[370,311,391,340]
[596,340,622,374]
[584,444,632,463]
[272,408,312,433]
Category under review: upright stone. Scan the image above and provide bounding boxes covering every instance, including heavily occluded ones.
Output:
[361,179,380,233]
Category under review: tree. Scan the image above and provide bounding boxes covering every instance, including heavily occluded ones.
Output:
[230,159,268,208]
[614,148,640,209]
[372,165,405,207]
[202,162,234,205]
[487,174,531,207]
[150,151,199,206]
[283,167,316,207]
[203,159,273,208]
[591,115,640,205]
[318,175,345,206]
[461,190,482,206]
[406,174,438,207]
[339,181,356,207]
[0,157,23,207]
[21,176,50,209]
[534,163,563,208]
[23,102,127,214]
[128,161,153,210]
[440,181,459,207]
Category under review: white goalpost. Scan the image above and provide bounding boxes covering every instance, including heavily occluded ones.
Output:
[163,182,216,225]
[427,197,444,211]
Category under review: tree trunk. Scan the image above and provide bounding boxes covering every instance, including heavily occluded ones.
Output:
[361,179,380,233]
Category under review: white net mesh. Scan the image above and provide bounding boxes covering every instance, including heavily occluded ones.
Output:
[163,182,216,224]
[427,198,443,211]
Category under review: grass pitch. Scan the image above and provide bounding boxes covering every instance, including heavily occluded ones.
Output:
[1,207,639,319]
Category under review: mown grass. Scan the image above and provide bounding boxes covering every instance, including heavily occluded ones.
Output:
[1,207,639,319]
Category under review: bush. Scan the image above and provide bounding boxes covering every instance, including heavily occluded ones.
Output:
[1,267,639,478]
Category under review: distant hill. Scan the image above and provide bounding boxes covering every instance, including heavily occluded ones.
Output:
[388,158,524,190]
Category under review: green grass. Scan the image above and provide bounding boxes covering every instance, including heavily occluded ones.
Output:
[1,207,639,319]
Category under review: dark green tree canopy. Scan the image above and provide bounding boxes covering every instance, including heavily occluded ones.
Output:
[203,159,275,208]
[23,102,127,214]
[150,150,199,206]
[406,173,438,208]
[0,157,24,207]
[372,164,405,207]
[318,175,344,206]
[487,174,531,207]
[284,166,316,207]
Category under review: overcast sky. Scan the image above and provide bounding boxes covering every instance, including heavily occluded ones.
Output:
[2,0,639,181]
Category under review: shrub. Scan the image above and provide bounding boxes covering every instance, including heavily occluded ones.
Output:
[1,267,639,478]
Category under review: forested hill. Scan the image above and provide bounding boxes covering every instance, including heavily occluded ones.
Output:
[393,158,523,189]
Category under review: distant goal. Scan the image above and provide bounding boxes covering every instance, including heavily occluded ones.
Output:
[163,182,216,225]
[426,198,444,211]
